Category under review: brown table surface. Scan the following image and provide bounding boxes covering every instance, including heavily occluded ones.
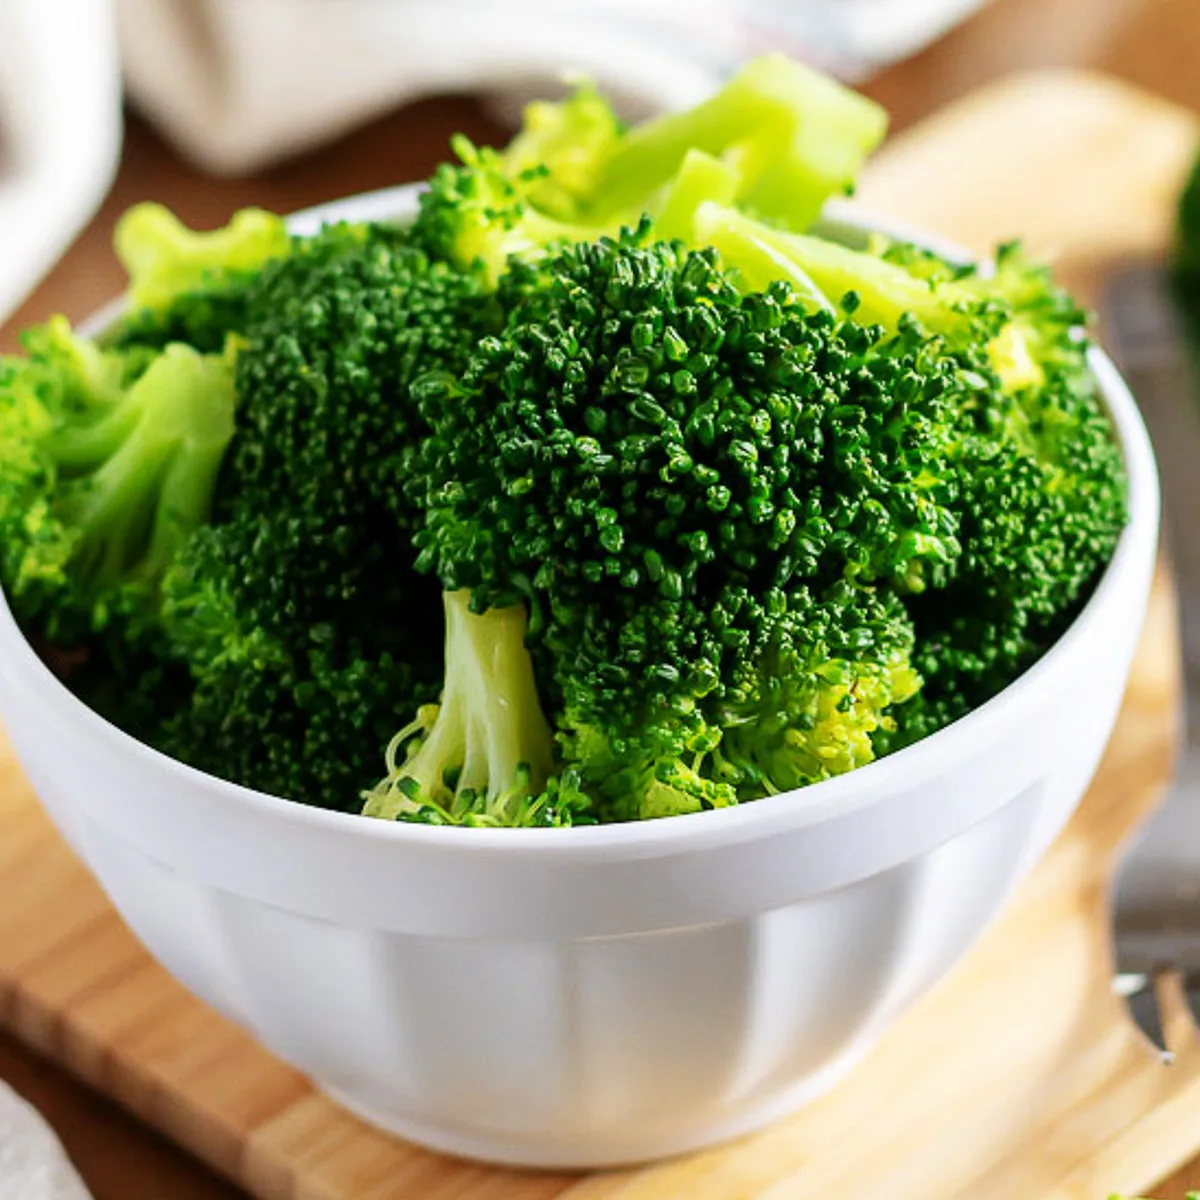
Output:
[3,0,1200,1195]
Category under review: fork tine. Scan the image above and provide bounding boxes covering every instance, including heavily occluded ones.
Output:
[1117,971,1174,1061]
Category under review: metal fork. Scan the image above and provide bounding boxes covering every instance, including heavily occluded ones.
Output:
[1106,262,1200,1059]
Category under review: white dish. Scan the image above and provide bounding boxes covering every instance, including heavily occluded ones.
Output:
[0,185,1160,1168]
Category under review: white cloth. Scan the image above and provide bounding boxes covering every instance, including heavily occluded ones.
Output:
[114,0,993,176]
[0,1082,92,1200]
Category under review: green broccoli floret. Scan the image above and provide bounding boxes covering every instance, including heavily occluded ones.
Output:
[500,81,625,221]
[410,138,619,283]
[388,229,942,822]
[0,315,236,643]
[642,168,1126,746]
[156,221,497,809]
[411,54,886,287]
[107,202,291,352]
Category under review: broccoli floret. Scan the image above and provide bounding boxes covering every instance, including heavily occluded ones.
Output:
[394,229,941,822]
[496,56,885,233]
[107,203,290,352]
[412,54,885,286]
[363,591,591,827]
[156,222,497,808]
[645,174,1126,744]
[410,138,620,283]
[890,300,1127,744]
[0,315,236,643]
[500,82,625,221]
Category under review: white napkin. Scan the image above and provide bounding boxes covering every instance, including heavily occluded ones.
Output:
[115,0,729,176]
[0,1082,92,1200]
[115,0,993,177]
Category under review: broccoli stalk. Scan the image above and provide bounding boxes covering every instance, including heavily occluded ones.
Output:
[362,591,559,825]
[510,55,886,233]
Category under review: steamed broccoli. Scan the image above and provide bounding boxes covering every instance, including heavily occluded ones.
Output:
[0,57,1129,829]
[499,55,885,232]
[384,230,947,823]
[155,221,496,808]
[0,316,236,643]
[410,54,886,285]
[645,165,1127,744]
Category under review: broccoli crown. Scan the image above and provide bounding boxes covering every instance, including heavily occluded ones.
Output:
[107,203,291,353]
[157,222,498,808]
[0,315,236,644]
[891,250,1128,742]
[650,180,1128,743]
[403,228,962,819]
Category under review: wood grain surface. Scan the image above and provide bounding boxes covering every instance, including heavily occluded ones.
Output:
[2,0,1200,1195]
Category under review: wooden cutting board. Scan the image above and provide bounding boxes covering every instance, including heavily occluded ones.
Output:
[1,70,1199,1200]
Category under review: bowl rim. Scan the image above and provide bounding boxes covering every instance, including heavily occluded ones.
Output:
[0,186,1161,855]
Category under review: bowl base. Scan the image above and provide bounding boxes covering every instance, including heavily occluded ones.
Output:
[316,1038,877,1170]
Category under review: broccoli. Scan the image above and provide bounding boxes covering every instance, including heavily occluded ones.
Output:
[642,169,1127,743]
[0,315,236,643]
[410,139,618,284]
[0,316,237,742]
[0,59,1129,830]
[363,591,591,827]
[156,221,498,809]
[410,55,886,284]
[107,202,290,352]
[499,81,625,221]
[387,229,948,823]
[499,55,886,233]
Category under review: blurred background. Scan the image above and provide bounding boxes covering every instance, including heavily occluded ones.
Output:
[1,0,1199,1198]
[0,0,1001,328]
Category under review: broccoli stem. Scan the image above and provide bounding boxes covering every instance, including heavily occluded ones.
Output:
[587,54,887,231]
[362,590,556,823]
[695,202,967,330]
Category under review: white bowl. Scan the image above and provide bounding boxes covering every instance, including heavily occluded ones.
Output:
[0,186,1160,1168]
